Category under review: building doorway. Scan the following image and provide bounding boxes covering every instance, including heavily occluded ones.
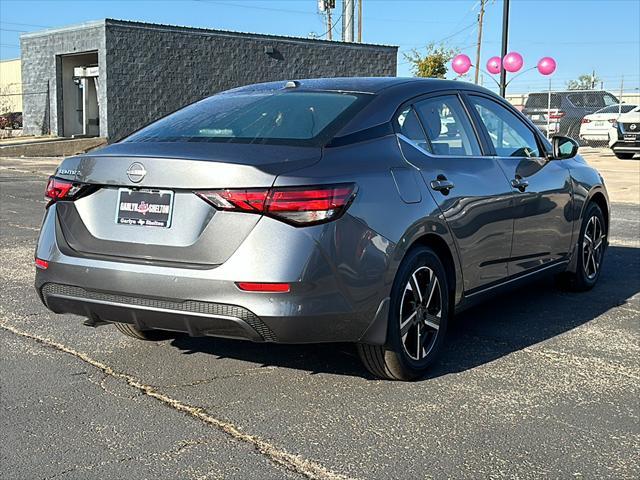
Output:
[60,52,99,137]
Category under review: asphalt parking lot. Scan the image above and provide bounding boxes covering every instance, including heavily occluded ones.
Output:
[1,150,638,479]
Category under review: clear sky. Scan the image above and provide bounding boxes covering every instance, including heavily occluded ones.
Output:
[1,0,639,94]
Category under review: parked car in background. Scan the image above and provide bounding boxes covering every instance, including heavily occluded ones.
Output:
[0,111,23,129]
[523,90,619,142]
[608,105,640,159]
[580,104,637,146]
[35,78,610,380]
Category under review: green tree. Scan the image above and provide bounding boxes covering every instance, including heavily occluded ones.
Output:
[566,72,601,90]
[404,44,458,79]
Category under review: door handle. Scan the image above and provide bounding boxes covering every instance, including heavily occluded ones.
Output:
[511,176,529,192]
[430,176,455,193]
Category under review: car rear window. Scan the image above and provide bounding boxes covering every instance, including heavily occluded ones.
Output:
[525,93,561,109]
[595,104,637,114]
[123,91,368,146]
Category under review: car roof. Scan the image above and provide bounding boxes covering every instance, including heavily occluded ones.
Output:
[218,77,499,142]
[223,77,489,95]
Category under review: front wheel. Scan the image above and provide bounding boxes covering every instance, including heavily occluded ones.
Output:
[558,202,606,291]
[358,246,449,381]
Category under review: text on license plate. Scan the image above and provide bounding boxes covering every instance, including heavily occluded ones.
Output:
[116,188,174,227]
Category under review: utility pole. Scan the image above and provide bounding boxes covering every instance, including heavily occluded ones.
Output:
[619,75,624,115]
[499,0,510,97]
[474,0,486,84]
[342,0,354,42]
[319,1,335,40]
[357,0,362,43]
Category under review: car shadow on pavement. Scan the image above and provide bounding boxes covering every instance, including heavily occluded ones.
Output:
[169,245,639,380]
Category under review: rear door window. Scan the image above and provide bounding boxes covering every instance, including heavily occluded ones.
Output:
[413,95,481,156]
[568,92,618,109]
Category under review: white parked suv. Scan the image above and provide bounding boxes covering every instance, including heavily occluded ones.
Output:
[608,106,640,159]
[580,104,636,146]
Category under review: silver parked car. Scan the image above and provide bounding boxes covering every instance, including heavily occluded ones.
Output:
[35,78,610,380]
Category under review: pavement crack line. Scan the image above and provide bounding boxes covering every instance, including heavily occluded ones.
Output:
[0,321,356,480]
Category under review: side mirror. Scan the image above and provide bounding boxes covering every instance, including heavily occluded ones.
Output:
[551,136,579,160]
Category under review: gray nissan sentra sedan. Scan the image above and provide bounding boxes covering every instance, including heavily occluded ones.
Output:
[35,78,610,380]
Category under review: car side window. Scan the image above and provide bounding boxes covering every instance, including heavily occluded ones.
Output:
[469,95,541,158]
[394,106,430,151]
[413,95,481,156]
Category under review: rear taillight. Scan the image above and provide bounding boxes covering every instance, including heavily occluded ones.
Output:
[608,119,617,124]
[45,176,74,199]
[196,183,357,226]
[196,188,269,212]
[549,111,566,120]
[45,176,92,205]
[581,118,591,124]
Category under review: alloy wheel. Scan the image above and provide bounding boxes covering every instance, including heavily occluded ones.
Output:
[399,266,442,360]
[583,215,605,280]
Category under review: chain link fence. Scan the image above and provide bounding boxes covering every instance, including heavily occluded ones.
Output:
[506,84,639,147]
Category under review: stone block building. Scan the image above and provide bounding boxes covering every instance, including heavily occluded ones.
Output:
[20,19,397,141]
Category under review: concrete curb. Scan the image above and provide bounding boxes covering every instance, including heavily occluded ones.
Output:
[0,137,107,157]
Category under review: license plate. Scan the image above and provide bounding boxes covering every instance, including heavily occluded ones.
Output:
[623,133,638,142]
[531,114,542,121]
[116,188,174,227]
[594,121,605,127]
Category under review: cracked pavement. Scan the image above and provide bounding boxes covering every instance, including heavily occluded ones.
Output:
[1,152,639,479]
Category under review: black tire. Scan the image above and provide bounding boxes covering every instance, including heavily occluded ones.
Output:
[614,152,635,160]
[113,322,171,341]
[558,202,606,292]
[358,246,449,381]
[566,124,581,144]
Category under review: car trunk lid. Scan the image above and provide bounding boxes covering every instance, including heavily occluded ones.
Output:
[53,142,321,266]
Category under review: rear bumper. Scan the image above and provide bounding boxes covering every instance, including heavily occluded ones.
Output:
[39,282,374,343]
[35,205,394,344]
[531,122,560,136]
[579,132,609,141]
[611,141,640,153]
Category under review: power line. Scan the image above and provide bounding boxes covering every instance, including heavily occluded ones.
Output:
[316,13,343,40]
[0,21,52,29]
[195,0,457,24]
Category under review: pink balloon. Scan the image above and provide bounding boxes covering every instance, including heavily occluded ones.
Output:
[486,56,502,74]
[452,54,472,75]
[537,57,557,76]
[503,52,524,73]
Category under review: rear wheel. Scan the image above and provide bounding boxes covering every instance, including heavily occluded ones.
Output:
[567,124,581,144]
[614,152,635,159]
[558,202,606,291]
[114,322,171,341]
[358,246,449,381]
